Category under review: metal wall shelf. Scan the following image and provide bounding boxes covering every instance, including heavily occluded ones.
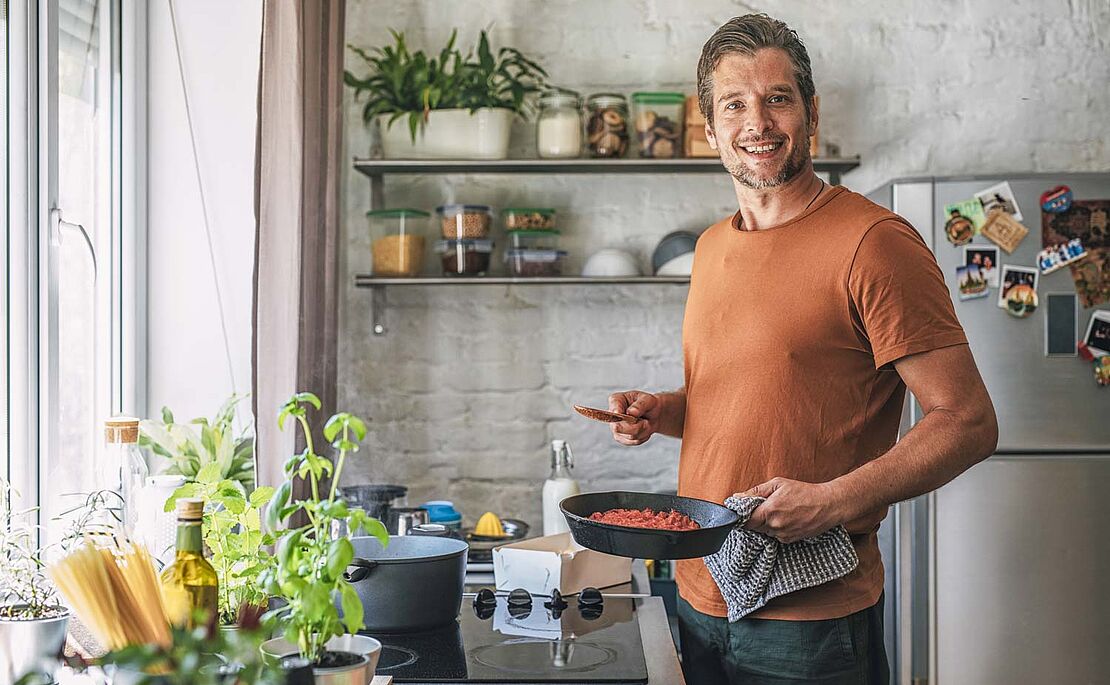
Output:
[356,275,691,335]
[353,156,861,185]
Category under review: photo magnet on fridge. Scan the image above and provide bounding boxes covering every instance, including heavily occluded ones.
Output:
[1036,238,1088,274]
[957,265,990,300]
[943,199,986,245]
[1083,311,1110,358]
[975,181,1023,221]
[980,210,1029,254]
[964,245,1000,287]
[998,265,1039,317]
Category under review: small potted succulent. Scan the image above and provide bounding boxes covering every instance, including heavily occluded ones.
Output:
[259,393,389,684]
[345,29,547,159]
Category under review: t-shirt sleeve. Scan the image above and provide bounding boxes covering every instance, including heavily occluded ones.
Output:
[848,219,968,369]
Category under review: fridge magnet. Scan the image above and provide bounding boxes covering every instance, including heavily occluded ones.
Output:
[1083,310,1110,357]
[964,245,1000,287]
[980,210,1029,253]
[1069,248,1110,308]
[1040,185,1073,214]
[1036,238,1088,274]
[975,181,1023,221]
[957,265,990,300]
[943,199,986,245]
[1095,357,1110,387]
[998,265,1039,317]
[1042,200,1110,250]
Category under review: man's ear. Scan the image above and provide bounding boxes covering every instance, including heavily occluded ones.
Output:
[807,95,819,137]
[704,121,718,151]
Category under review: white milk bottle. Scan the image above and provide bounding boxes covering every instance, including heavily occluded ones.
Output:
[542,439,580,536]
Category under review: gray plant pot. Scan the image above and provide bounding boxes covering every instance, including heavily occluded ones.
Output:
[0,607,69,685]
[261,635,381,685]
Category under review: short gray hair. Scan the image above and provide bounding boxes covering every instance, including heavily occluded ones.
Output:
[696,14,816,128]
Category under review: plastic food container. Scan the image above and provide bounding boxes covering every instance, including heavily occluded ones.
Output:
[437,204,493,240]
[436,239,494,276]
[508,230,561,251]
[585,93,629,158]
[505,249,567,277]
[503,207,557,231]
[631,92,685,158]
[367,208,429,277]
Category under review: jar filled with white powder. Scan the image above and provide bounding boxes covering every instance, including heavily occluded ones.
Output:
[536,90,582,159]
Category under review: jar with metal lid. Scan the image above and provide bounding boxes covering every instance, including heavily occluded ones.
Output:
[630,92,686,158]
[585,93,629,158]
[536,90,582,159]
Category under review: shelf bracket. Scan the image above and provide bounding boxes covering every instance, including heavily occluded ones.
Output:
[371,285,386,335]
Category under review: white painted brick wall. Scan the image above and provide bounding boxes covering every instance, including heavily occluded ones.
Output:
[338,0,1110,527]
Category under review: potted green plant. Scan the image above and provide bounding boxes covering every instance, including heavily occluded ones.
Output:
[140,395,255,490]
[345,30,548,160]
[162,465,275,628]
[258,393,389,683]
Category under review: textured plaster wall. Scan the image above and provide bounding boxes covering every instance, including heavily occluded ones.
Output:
[338,0,1110,526]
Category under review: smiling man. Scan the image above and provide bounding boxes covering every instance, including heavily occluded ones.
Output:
[607,14,998,684]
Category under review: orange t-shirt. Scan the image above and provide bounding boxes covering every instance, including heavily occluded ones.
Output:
[676,186,968,621]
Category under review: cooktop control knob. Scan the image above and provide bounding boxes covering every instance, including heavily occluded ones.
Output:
[578,586,603,607]
[507,588,533,607]
[544,589,569,611]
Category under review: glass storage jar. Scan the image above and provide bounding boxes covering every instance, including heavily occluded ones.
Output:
[585,93,629,158]
[536,90,582,159]
[437,204,493,240]
[505,249,567,277]
[502,207,557,231]
[508,230,561,251]
[436,239,494,276]
[630,92,686,158]
[368,208,428,277]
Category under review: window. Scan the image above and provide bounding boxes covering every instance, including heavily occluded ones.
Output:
[4,0,137,545]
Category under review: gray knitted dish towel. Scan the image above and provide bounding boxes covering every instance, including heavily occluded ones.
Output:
[704,495,859,621]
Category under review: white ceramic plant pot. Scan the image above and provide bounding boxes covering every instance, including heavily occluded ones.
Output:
[378,107,513,160]
[261,635,382,685]
[0,608,69,685]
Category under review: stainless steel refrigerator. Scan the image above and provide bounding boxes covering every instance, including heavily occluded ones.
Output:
[867,173,1110,685]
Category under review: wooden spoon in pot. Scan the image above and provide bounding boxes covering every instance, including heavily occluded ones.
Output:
[573,404,640,424]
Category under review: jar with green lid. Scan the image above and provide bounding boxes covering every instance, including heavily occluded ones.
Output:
[508,230,561,251]
[585,93,629,158]
[367,208,429,277]
[502,207,557,231]
[630,92,686,158]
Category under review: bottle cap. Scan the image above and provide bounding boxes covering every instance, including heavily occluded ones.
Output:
[104,416,140,444]
[176,498,204,520]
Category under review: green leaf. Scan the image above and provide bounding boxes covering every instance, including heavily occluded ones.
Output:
[161,406,174,424]
[325,538,354,580]
[266,480,292,532]
[294,392,321,409]
[340,582,365,633]
[249,485,275,509]
[196,462,221,484]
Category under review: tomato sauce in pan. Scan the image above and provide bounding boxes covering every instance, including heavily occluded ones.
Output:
[588,507,700,531]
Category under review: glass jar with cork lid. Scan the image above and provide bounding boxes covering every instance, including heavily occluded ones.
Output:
[104,416,149,537]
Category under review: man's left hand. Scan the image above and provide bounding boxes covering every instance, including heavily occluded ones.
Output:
[741,478,848,544]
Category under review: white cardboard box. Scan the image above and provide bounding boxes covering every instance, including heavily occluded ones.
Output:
[492,532,631,596]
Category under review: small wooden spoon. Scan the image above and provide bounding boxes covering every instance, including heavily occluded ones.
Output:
[573,404,639,424]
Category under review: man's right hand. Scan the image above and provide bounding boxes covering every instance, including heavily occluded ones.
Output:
[608,390,661,446]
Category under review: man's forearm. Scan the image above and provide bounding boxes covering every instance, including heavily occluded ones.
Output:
[831,405,996,522]
[655,388,687,439]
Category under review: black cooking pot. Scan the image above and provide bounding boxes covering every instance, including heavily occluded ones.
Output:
[345,535,468,633]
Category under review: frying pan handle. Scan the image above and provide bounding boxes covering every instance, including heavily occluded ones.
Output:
[344,557,379,583]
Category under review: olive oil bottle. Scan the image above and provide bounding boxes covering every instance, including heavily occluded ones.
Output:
[159,498,218,627]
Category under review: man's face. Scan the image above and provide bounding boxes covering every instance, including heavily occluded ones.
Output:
[705,49,815,190]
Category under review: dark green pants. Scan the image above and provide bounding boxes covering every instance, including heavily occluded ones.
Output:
[677,594,889,684]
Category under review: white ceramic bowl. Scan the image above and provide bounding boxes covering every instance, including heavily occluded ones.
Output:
[655,251,695,277]
[581,248,641,277]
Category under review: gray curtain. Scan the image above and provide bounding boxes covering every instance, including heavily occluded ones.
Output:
[253,0,346,490]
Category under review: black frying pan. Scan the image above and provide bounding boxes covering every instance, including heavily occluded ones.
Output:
[560,491,741,560]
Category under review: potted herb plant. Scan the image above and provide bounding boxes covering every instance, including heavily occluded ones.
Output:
[258,393,389,683]
[163,464,275,628]
[345,30,548,159]
[140,395,256,490]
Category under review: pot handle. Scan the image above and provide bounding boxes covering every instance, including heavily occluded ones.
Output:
[344,558,379,583]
